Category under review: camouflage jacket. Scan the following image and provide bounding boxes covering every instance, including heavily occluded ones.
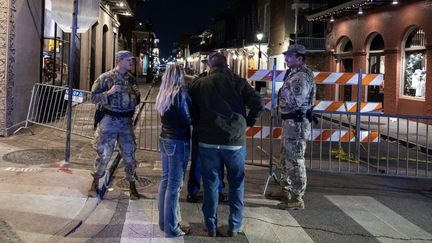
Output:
[279,64,315,115]
[91,69,141,113]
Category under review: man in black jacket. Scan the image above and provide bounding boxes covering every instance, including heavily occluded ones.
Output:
[187,59,227,204]
[190,52,263,237]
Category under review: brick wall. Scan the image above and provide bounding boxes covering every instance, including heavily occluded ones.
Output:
[327,1,432,116]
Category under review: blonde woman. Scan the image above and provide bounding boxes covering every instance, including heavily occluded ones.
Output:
[155,64,192,237]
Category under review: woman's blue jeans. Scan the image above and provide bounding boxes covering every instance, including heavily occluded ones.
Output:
[158,137,190,237]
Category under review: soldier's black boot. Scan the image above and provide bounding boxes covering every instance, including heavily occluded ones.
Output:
[88,178,99,198]
[129,181,140,200]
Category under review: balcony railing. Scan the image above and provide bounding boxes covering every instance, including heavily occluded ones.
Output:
[297,37,326,51]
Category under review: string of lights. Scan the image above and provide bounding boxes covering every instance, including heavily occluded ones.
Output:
[308,0,399,22]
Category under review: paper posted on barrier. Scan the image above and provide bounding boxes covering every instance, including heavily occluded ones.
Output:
[64,90,84,103]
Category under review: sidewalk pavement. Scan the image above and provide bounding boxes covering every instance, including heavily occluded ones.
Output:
[0,82,154,242]
[0,125,100,242]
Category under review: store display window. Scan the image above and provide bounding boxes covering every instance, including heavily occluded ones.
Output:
[403,28,426,98]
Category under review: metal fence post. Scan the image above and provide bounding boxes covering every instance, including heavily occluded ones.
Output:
[263,58,278,195]
[14,85,36,135]
[355,69,363,170]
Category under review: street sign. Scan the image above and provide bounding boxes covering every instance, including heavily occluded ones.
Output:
[50,0,99,33]
[64,89,84,103]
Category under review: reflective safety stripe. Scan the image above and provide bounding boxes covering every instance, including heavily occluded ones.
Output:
[247,69,384,86]
[263,98,382,113]
[246,126,379,142]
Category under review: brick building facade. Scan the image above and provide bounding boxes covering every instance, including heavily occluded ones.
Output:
[310,0,432,116]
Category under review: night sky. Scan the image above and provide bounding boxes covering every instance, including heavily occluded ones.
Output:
[137,0,230,58]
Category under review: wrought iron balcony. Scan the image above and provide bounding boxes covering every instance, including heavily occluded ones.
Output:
[296,37,326,52]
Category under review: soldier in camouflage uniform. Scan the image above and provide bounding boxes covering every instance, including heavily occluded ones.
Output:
[274,44,315,209]
[88,51,141,200]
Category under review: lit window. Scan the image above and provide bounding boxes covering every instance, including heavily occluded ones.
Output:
[403,28,426,98]
[367,34,385,102]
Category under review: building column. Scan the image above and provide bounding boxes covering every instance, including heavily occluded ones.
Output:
[0,0,13,136]
[383,48,400,114]
[352,51,367,101]
[424,44,432,115]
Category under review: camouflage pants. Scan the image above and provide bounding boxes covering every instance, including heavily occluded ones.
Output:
[275,119,310,198]
[92,115,137,182]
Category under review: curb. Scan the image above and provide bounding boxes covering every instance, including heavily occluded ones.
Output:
[49,152,122,240]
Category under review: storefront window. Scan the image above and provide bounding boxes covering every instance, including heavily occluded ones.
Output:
[403,28,426,98]
[367,34,385,102]
[335,37,353,101]
[42,0,69,86]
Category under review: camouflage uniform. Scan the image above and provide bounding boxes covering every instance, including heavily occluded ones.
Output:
[91,69,140,182]
[276,64,315,199]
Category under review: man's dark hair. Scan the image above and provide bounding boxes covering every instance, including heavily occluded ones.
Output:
[208,52,227,68]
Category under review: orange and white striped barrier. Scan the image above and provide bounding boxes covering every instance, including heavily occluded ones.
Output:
[313,101,382,113]
[247,70,286,82]
[262,98,382,113]
[247,69,384,86]
[263,98,272,110]
[311,129,379,142]
[246,126,283,139]
[246,126,379,142]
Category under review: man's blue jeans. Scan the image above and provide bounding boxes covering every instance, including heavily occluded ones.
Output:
[199,145,246,233]
[158,138,190,237]
[187,129,225,195]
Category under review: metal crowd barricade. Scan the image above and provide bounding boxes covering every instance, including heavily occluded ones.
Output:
[247,67,432,179]
[16,83,145,139]
[245,111,432,178]
[130,70,432,179]
[135,101,161,151]
[309,111,432,178]
[15,83,96,138]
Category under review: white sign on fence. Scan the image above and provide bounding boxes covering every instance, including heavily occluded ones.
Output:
[64,90,84,103]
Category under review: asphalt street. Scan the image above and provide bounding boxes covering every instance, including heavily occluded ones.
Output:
[67,153,432,242]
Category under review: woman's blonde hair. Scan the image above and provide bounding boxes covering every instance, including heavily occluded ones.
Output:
[155,64,185,115]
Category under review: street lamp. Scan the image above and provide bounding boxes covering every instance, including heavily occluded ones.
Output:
[256,32,264,70]
[256,32,264,92]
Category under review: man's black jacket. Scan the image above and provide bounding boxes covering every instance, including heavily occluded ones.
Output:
[190,66,263,146]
